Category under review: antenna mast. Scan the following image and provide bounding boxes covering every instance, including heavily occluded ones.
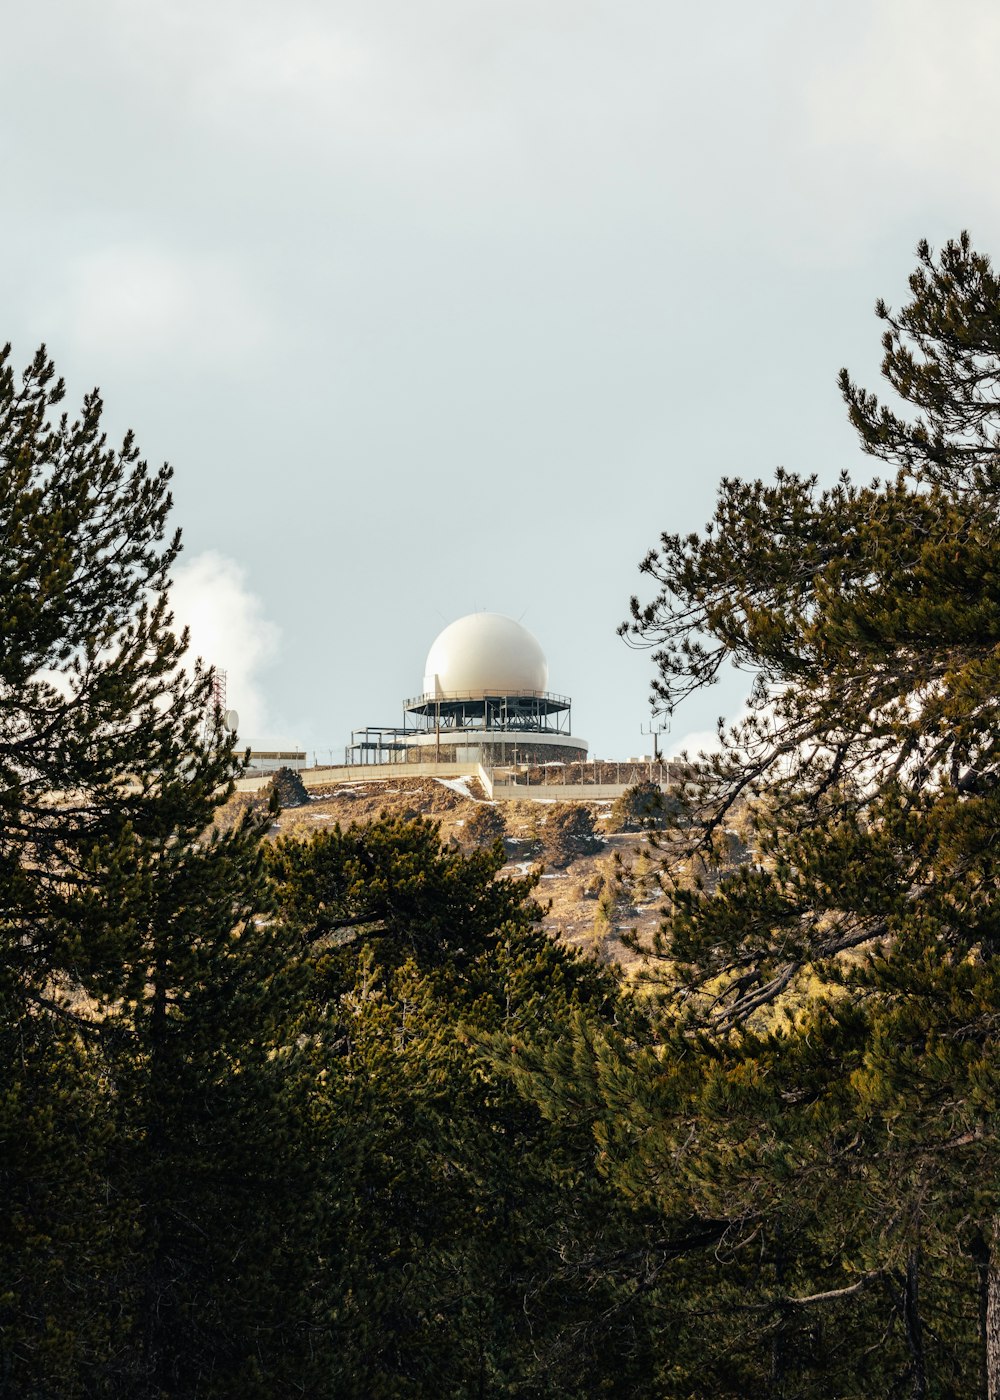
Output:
[640,718,669,763]
[204,667,228,743]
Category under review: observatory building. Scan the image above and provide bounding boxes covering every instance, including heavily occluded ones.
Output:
[348,613,587,766]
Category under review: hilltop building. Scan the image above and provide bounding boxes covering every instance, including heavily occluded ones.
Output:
[347,612,587,766]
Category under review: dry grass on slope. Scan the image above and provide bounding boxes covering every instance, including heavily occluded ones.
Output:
[214,775,674,968]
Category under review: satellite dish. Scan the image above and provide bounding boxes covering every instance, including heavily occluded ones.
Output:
[223,709,240,733]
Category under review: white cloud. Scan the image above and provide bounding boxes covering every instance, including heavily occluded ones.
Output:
[169,551,286,746]
[668,728,726,762]
[802,0,1000,220]
[52,245,266,366]
[209,18,369,104]
[84,0,375,132]
[808,0,1000,160]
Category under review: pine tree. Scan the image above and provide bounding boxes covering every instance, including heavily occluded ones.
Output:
[541,802,601,868]
[457,798,506,850]
[267,814,668,1395]
[0,343,239,1012]
[503,235,1000,1395]
[0,1009,130,1398]
[0,344,308,1394]
[608,780,670,833]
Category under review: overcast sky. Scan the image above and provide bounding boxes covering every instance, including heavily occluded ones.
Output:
[5,0,999,759]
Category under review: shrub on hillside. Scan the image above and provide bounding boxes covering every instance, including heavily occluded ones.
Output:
[541,804,601,868]
[459,803,507,850]
[608,781,669,833]
[267,766,310,809]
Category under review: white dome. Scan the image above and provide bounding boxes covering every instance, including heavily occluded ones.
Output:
[423,614,548,697]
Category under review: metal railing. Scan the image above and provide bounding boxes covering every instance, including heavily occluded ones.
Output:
[402,688,571,709]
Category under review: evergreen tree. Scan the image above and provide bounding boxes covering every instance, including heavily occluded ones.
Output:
[457,799,506,850]
[268,815,668,1396]
[608,780,670,833]
[0,1010,130,1398]
[507,235,1000,1395]
[0,344,304,1395]
[0,342,238,1013]
[541,802,601,868]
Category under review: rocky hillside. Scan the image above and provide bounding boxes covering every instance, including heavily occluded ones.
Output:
[219,771,689,967]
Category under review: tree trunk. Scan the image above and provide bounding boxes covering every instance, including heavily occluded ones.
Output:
[902,1250,927,1400]
[974,1217,1000,1400]
[769,1222,786,1398]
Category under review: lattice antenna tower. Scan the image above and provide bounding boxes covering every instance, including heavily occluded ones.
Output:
[204,667,228,743]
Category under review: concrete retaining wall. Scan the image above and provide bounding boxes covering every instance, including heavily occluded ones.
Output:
[233,761,672,805]
[489,781,634,801]
[233,760,481,795]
